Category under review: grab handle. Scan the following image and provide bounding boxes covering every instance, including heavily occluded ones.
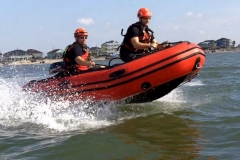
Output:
[109,69,126,78]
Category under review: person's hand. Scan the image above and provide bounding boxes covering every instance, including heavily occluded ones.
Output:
[157,41,170,50]
[150,43,158,49]
[157,44,168,50]
[88,61,95,68]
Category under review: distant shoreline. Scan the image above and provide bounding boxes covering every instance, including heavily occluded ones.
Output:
[0,56,106,66]
[204,49,240,54]
[1,49,240,67]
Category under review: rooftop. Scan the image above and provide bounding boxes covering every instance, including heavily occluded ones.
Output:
[217,38,230,41]
[4,49,28,56]
[90,47,101,50]
[204,40,216,42]
[47,49,63,53]
[102,40,119,45]
[27,49,42,53]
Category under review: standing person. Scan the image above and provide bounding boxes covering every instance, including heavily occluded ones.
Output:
[63,28,104,74]
[120,8,167,62]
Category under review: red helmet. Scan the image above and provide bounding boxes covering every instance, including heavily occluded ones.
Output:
[74,28,88,37]
[137,8,152,18]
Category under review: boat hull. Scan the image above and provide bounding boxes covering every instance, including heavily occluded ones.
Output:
[23,42,205,103]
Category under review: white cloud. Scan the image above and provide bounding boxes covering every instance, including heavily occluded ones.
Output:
[187,12,193,17]
[199,30,205,35]
[186,12,203,18]
[39,27,44,31]
[77,18,94,25]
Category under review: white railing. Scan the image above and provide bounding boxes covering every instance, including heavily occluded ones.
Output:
[9,55,32,59]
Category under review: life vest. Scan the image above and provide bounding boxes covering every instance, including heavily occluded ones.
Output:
[63,42,90,72]
[122,22,154,52]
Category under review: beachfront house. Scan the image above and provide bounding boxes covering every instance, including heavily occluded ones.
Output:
[3,49,32,61]
[198,40,217,50]
[216,38,232,48]
[101,40,120,55]
[47,49,63,59]
[27,49,43,59]
[89,47,101,57]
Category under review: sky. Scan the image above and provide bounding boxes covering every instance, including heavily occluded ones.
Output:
[0,0,240,54]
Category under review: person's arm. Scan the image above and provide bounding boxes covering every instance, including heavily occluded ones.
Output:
[152,39,157,44]
[151,38,170,50]
[131,37,157,49]
[152,39,161,48]
[75,56,95,68]
[130,27,157,49]
[72,45,95,68]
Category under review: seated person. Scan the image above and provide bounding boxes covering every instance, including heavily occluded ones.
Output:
[63,28,105,74]
[120,8,168,62]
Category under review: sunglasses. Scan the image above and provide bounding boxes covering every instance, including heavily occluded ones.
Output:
[79,36,88,39]
[142,17,151,20]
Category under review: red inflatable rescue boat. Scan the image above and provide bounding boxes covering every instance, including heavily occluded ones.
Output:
[23,41,205,103]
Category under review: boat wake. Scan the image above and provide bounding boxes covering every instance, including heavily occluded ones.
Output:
[0,78,118,132]
[0,78,190,133]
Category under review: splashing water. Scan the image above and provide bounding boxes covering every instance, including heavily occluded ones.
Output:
[153,79,206,113]
[184,79,204,87]
[0,76,191,133]
[0,78,120,132]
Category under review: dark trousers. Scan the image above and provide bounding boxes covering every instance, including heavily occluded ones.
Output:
[120,47,145,62]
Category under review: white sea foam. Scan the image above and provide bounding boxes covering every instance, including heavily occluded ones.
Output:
[184,79,204,87]
[155,87,185,103]
[0,77,193,133]
[152,83,204,112]
[0,78,118,132]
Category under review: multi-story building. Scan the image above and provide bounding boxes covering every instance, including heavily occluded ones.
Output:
[198,40,217,50]
[27,49,43,59]
[198,38,234,50]
[3,49,32,61]
[216,38,232,48]
[101,40,120,55]
[47,49,63,59]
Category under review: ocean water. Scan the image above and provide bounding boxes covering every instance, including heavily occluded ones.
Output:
[0,53,240,160]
